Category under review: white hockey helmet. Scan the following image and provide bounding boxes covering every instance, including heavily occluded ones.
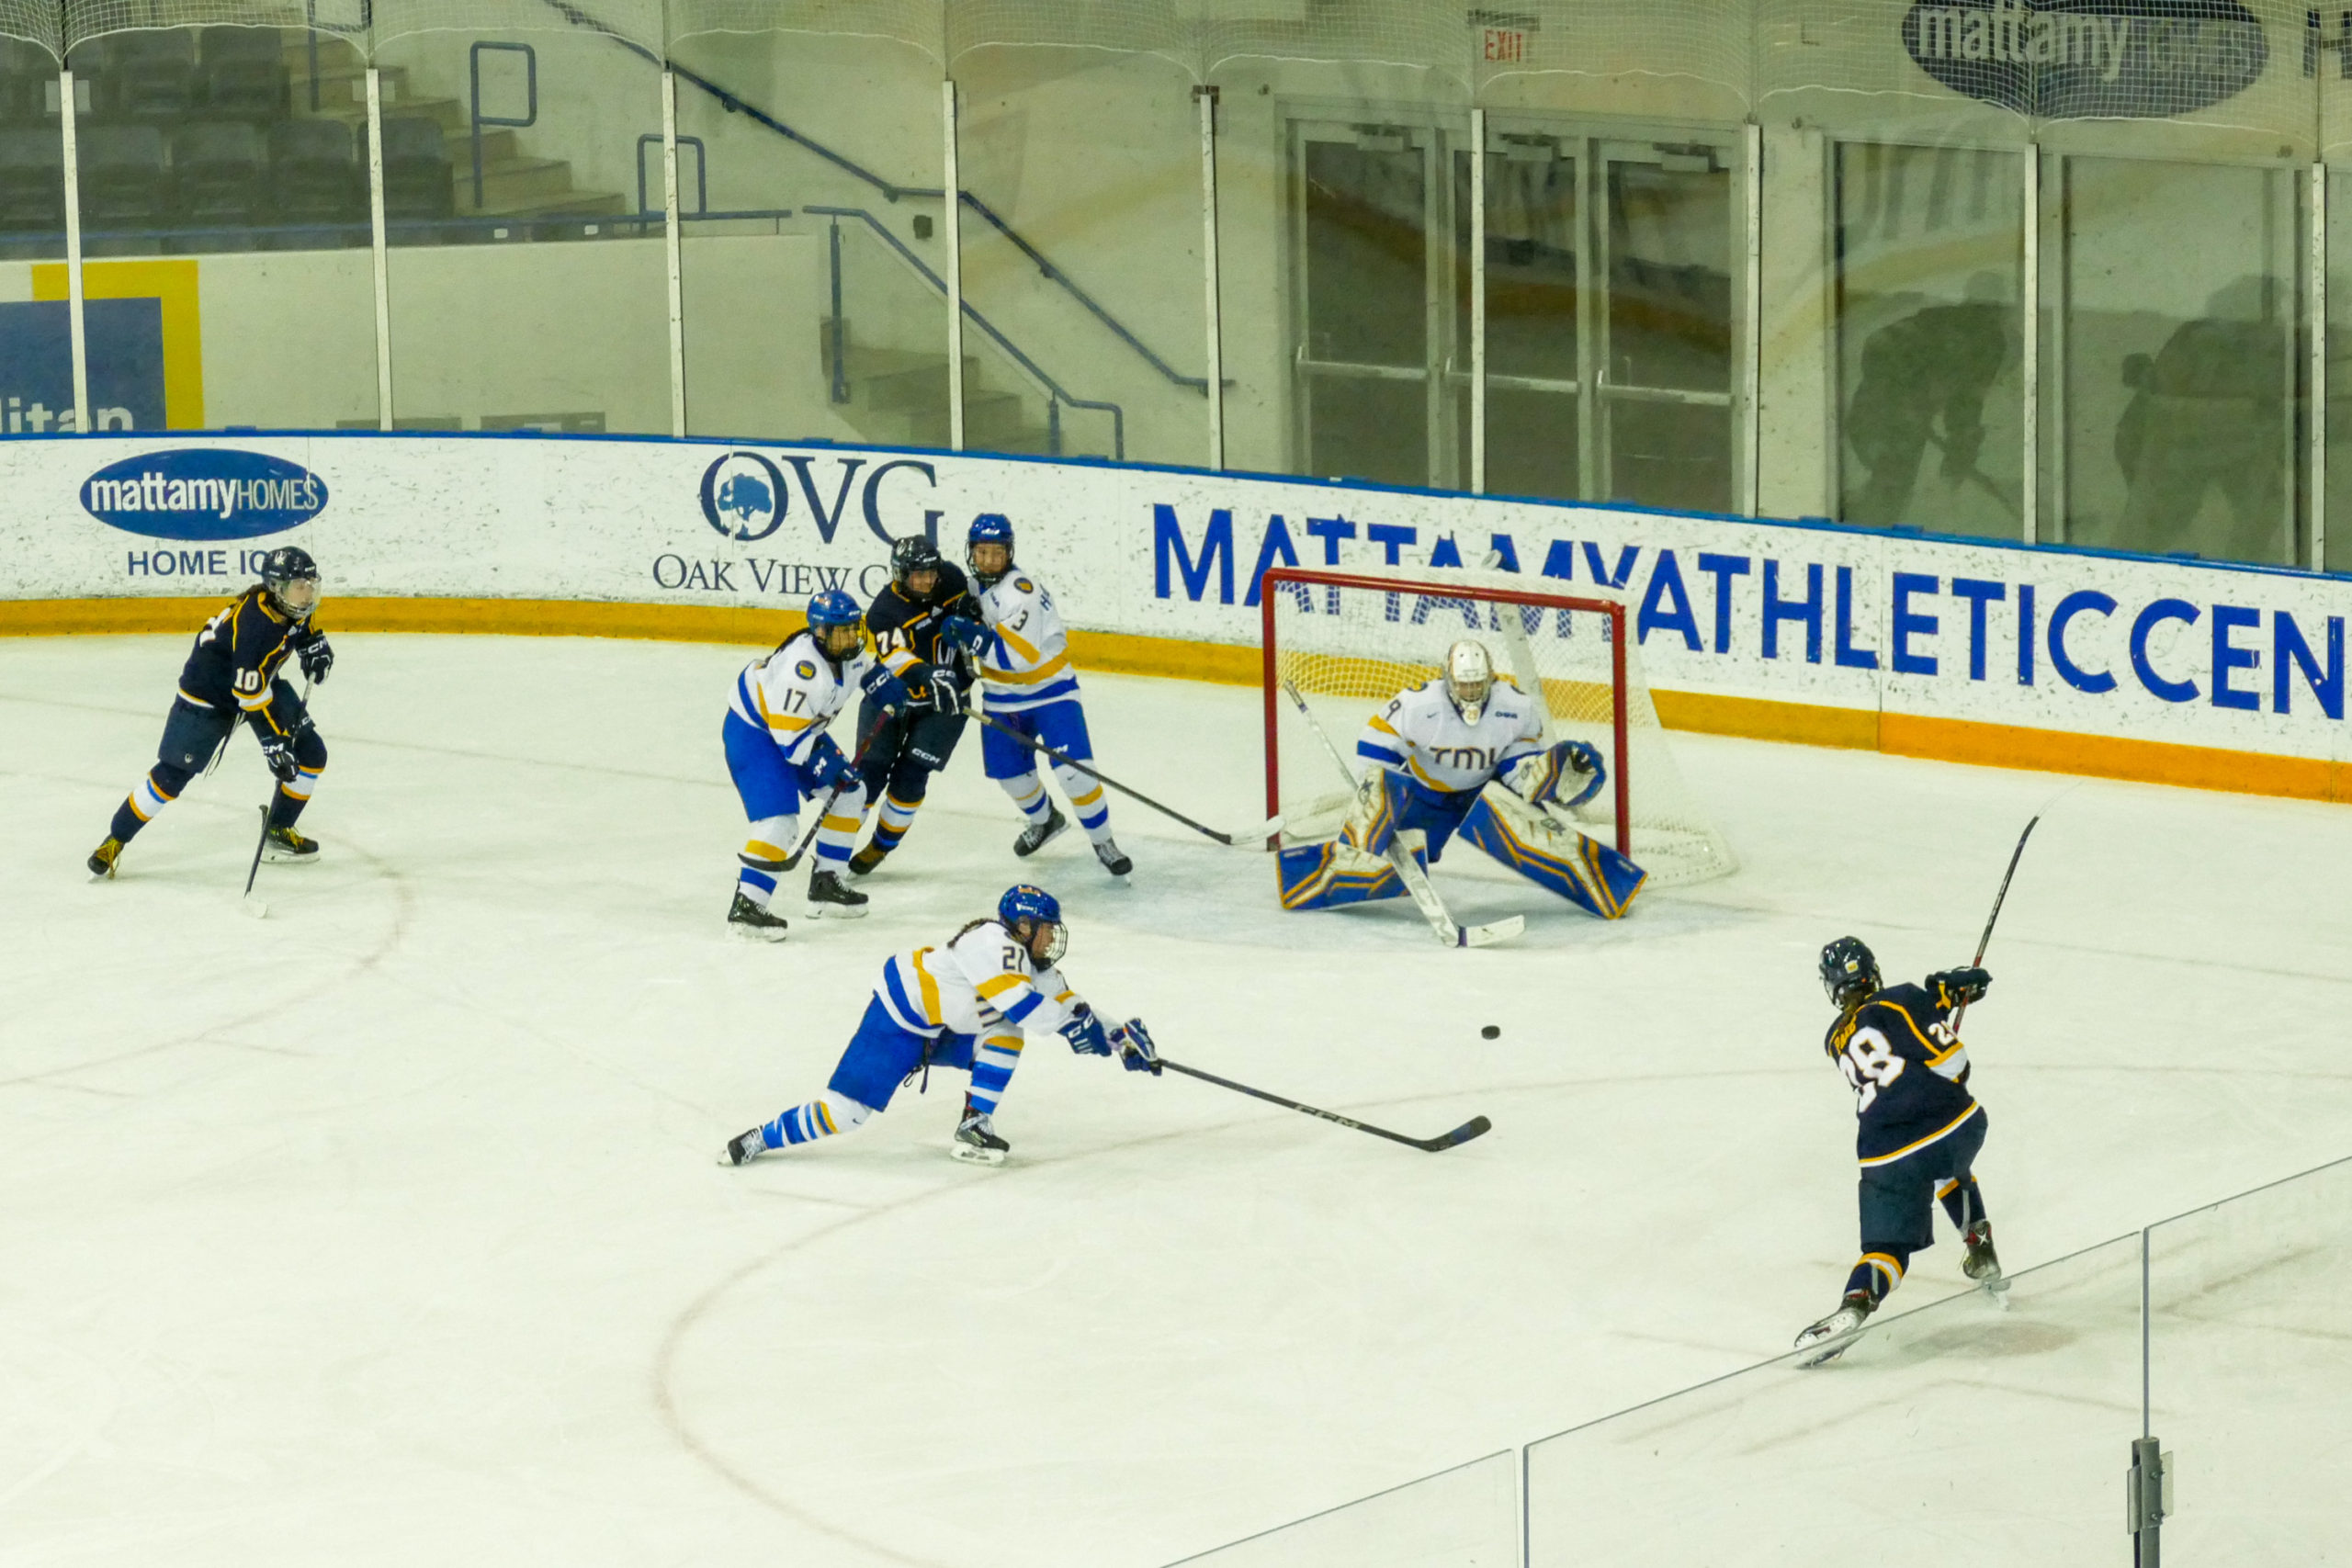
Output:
[1443,639,1496,724]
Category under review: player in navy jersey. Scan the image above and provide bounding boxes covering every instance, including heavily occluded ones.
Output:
[844,536,989,879]
[1794,937,2003,1356]
[87,546,334,878]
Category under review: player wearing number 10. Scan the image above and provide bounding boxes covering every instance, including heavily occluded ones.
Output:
[1795,938,2004,1355]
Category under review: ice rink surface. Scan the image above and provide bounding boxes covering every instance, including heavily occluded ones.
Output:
[6,632,2351,1567]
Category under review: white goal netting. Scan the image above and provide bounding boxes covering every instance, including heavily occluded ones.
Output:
[1264,565,1735,889]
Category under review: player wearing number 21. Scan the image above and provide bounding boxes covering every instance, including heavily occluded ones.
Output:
[721,885,1159,1168]
[1278,639,1646,919]
[1795,939,2004,1356]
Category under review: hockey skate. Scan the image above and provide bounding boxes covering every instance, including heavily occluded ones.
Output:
[806,868,869,919]
[1793,1291,1875,1368]
[1093,837,1132,877]
[721,1127,768,1166]
[951,1100,1009,1166]
[727,890,789,942]
[87,837,122,880]
[1962,1220,2007,1292]
[847,842,890,878]
[1013,807,1068,857]
[263,826,319,863]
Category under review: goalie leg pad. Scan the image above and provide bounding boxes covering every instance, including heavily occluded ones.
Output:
[1277,840,1408,910]
[1461,791,1647,919]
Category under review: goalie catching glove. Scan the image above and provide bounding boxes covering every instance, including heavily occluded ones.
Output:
[1505,739,1606,811]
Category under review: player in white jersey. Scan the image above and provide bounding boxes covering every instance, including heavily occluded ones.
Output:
[965,514,1131,877]
[720,589,906,938]
[721,885,1159,1165]
[1277,638,1649,919]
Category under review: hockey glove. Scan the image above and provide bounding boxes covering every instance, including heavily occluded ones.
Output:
[923,671,967,717]
[1111,1018,1160,1075]
[1510,739,1606,809]
[1059,1006,1111,1056]
[858,664,910,713]
[1928,966,1992,1006]
[290,628,334,684]
[939,614,992,660]
[256,731,298,784]
[800,732,852,793]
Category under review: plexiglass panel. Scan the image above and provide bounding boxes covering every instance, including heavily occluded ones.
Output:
[1835,141,2023,537]
[1525,1235,2144,1565]
[1160,1450,1518,1568]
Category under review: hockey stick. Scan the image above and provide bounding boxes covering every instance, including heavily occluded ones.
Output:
[240,671,312,919]
[969,709,1281,848]
[1278,680,1524,949]
[1157,1056,1491,1153]
[1951,816,2038,1033]
[778,704,895,873]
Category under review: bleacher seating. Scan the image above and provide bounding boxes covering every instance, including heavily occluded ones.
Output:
[76,122,168,253]
[171,120,267,245]
[378,115,455,229]
[269,116,362,244]
[0,126,65,249]
[197,28,288,119]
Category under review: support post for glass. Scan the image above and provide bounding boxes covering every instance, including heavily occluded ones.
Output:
[942,78,966,452]
[2128,1227,2166,1565]
[662,69,686,439]
[2021,145,2041,546]
[58,67,89,434]
[1196,84,1224,471]
[2311,161,2327,571]
[1741,120,1762,516]
[1469,107,1487,495]
[366,66,393,431]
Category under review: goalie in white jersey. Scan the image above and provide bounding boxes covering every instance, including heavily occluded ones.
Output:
[1277,639,1648,920]
[966,513,1130,877]
[722,885,1159,1166]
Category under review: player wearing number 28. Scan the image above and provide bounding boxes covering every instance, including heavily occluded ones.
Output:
[86,547,334,880]
[721,886,1158,1168]
[1278,639,1646,919]
[1795,938,2005,1352]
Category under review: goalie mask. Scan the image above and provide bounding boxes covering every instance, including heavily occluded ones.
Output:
[1443,639,1497,725]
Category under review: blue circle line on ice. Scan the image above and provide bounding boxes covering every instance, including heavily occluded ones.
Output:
[79,448,329,541]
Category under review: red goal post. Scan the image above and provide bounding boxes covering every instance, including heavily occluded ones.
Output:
[1258,566,1634,859]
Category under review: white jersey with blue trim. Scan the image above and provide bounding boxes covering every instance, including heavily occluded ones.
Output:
[974,570,1081,714]
[1355,675,1545,795]
[873,918,1085,1039]
[728,629,873,769]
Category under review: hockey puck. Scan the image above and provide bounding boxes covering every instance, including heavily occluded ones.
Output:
[1480,1024,1500,1039]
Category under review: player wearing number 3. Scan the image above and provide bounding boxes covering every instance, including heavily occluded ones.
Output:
[1795,938,2004,1357]
[1277,638,1646,920]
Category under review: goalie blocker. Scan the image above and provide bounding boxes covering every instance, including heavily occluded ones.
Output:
[1279,745,1646,920]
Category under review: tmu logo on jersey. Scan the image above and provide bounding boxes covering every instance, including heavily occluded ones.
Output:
[81,448,327,540]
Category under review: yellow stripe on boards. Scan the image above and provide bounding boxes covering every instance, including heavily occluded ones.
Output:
[10,596,2352,807]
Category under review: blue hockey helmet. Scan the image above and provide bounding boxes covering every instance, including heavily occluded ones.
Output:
[259,545,321,617]
[967,513,1015,585]
[1820,936,1879,1010]
[999,883,1068,964]
[806,588,864,660]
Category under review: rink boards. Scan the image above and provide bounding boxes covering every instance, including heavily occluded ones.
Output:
[5,429,2351,803]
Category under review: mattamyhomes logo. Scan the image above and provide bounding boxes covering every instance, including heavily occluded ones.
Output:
[1905,0,2267,118]
[81,448,328,540]
[699,448,943,546]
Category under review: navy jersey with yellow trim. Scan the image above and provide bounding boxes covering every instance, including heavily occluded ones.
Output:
[177,585,311,733]
[865,562,978,701]
[1823,979,1981,1165]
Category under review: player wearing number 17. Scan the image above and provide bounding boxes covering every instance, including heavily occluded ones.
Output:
[1794,938,2004,1357]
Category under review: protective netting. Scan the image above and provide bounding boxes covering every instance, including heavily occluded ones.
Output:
[1471,0,1751,107]
[1265,566,1735,890]
[942,0,1474,83]
[665,0,939,57]
[0,0,59,59]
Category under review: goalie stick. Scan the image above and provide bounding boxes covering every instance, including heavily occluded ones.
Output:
[970,710,1282,849]
[1157,1056,1491,1152]
[1278,680,1524,949]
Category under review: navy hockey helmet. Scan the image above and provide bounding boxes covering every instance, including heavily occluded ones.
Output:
[890,535,944,597]
[1820,936,1880,1010]
[260,545,321,617]
[806,588,865,661]
[999,883,1068,965]
[967,513,1015,586]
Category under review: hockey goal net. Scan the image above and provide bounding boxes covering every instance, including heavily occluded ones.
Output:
[1260,565,1735,888]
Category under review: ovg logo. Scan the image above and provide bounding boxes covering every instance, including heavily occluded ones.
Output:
[81,447,328,540]
[700,450,787,544]
[1904,0,2267,118]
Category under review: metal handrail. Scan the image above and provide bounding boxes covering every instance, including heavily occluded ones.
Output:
[303,0,372,115]
[468,39,537,210]
[808,203,1125,459]
[634,132,706,217]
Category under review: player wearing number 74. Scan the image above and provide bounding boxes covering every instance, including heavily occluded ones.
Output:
[1794,938,2004,1359]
